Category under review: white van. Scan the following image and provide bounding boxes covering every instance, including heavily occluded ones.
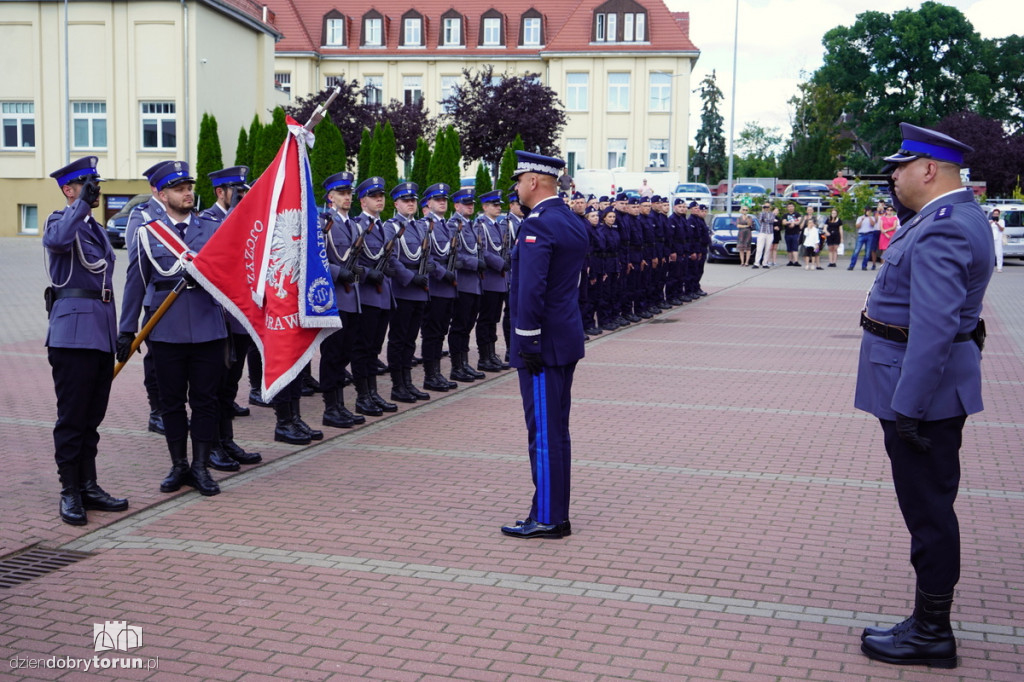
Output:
[572,169,616,198]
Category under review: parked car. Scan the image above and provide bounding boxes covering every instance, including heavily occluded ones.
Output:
[105,193,150,248]
[782,182,832,207]
[988,204,1024,260]
[730,183,770,210]
[707,213,761,262]
[671,182,713,207]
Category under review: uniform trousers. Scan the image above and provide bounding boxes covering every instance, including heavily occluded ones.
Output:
[476,291,505,347]
[388,299,426,370]
[142,342,161,411]
[48,347,113,480]
[422,296,455,361]
[352,305,390,380]
[881,415,966,594]
[218,333,251,420]
[518,363,577,525]
[627,265,642,312]
[449,292,480,355]
[319,310,355,393]
[501,296,511,349]
[150,340,224,444]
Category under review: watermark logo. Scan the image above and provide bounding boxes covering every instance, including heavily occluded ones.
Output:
[93,621,143,653]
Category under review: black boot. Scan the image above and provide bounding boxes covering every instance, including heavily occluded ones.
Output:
[220,415,261,464]
[80,480,128,512]
[861,588,957,668]
[464,352,486,379]
[248,387,271,407]
[449,352,475,382]
[336,387,365,424]
[292,399,323,440]
[477,343,503,372]
[147,409,165,434]
[354,377,383,417]
[423,360,452,392]
[322,388,355,428]
[188,441,221,497]
[403,368,430,401]
[160,439,192,492]
[369,375,398,412]
[209,440,241,472]
[390,369,418,403]
[57,465,87,526]
[274,401,311,444]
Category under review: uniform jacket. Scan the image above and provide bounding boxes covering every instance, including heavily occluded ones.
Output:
[125,197,167,309]
[855,188,993,421]
[384,213,430,302]
[509,196,589,368]
[448,213,482,295]
[323,209,361,314]
[119,213,227,344]
[353,213,398,310]
[424,212,457,299]
[639,212,657,261]
[199,202,248,335]
[43,198,118,353]
[475,216,508,293]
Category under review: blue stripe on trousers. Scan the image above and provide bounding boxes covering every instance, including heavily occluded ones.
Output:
[533,370,549,523]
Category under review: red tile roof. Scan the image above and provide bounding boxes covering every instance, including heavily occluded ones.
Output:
[265,0,698,56]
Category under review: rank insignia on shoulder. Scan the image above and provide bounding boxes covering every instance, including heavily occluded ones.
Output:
[936,205,954,220]
[524,235,537,243]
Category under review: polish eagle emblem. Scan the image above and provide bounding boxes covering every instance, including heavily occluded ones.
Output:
[265,209,303,299]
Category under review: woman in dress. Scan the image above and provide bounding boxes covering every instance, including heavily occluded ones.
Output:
[736,206,753,266]
[823,208,843,267]
[878,205,899,260]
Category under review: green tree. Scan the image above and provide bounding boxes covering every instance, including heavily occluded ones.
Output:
[443,126,462,199]
[779,131,835,179]
[357,127,375,183]
[253,107,287,179]
[245,114,262,172]
[833,179,878,222]
[473,162,493,212]
[371,121,400,216]
[309,117,347,199]
[496,134,524,196]
[194,113,223,211]
[692,70,726,185]
[410,137,431,192]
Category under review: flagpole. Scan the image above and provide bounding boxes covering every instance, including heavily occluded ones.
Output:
[112,278,188,378]
[304,87,341,132]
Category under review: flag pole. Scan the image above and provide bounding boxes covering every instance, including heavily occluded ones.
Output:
[112,278,188,378]
[304,87,341,132]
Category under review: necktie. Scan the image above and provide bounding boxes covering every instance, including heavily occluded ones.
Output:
[175,222,187,240]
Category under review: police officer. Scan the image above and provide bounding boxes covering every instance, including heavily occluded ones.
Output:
[319,171,367,430]
[418,183,459,392]
[199,166,261,470]
[351,177,399,416]
[501,151,589,539]
[384,182,433,402]
[582,205,605,335]
[446,187,485,383]
[474,189,511,371]
[500,187,525,365]
[117,161,226,497]
[667,198,692,304]
[856,124,992,669]
[44,157,128,525]
[689,203,710,298]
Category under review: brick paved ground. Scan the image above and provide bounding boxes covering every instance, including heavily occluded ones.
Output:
[1,235,1022,680]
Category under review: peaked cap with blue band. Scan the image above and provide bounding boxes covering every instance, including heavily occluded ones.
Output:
[883,122,974,166]
[421,183,450,203]
[324,171,354,192]
[391,182,418,201]
[355,176,386,198]
[208,165,250,188]
[451,187,475,204]
[479,189,502,204]
[150,161,194,191]
[511,151,564,179]
[50,156,103,186]
[142,161,166,182]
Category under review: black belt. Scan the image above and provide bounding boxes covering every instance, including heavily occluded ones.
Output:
[153,279,196,292]
[53,287,112,303]
[860,311,974,344]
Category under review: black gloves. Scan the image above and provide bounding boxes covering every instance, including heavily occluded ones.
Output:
[80,178,101,206]
[424,260,437,273]
[520,352,543,375]
[895,412,932,453]
[477,257,486,273]
[228,187,244,209]
[442,271,457,286]
[411,273,429,288]
[381,260,397,277]
[335,265,356,285]
[502,256,511,273]
[115,332,136,363]
[364,268,384,286]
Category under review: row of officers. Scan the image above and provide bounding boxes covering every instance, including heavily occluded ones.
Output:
[41,155,710,527]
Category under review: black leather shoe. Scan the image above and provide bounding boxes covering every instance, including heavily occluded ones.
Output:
[638,310,653,319]
[374,359,389,375]
[600,323,618,332]
[232,401,250,417]
[658,302,673,310]
[222,439,262,464]
[80,481,129,512]
[323,404,355,428]
[248,388,271,407]
[585,327,603,336]
[625,314,641,323]
[424,371,453,392]
[209,445,242,472]
[389,371,418,403]
[59,487,87,526]
[500,518,572,539]
[338,405,365,425]
[860,589,957,669]
[147,411,165,434]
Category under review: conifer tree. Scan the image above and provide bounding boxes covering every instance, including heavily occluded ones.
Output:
[410,137,431,192]
[357,127,374,183]
[246,114,262,172]
[497,133,524,195]
[253,107,287,179]
[474,162,492,213]
[309,117,347,200]
[194,113,223,212]
[234,126,249,167]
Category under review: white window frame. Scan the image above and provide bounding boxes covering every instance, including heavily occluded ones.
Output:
[72,101,107,150]
[607,73,630,112]
[364,76,383,106]
[523,17,541,46]
[275,72,292,95]
[20,204,39,235]
[404,17,422,46]
[443,18,461,46]
[364,17,382,46]
[403,75,423,107]
[483,17,501,46]
[566,73,589,112]
[440,75,459,113]
[635,13,646,41]
[624,13,634,42]
[596,13,605,42]
[326,18,344,45]
[649,73,671,112]
[648,139,669,168]
[140,101,176,150]
[607,138,627,169]
[606,13,617,42]
[1,102,35,149]
[565,138,587,174]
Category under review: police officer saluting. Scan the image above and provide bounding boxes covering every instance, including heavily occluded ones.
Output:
[44,157,128,525]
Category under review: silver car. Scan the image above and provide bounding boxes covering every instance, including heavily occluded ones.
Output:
[991,204,1024,259]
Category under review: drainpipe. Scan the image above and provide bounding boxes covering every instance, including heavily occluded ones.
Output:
[182,0,190,165]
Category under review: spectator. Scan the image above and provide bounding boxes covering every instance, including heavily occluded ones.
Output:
[557,167,573,194]
[783,202,802,266]
[990,209,1005,272]
[848,206,877,270]
[801,207,821,270]
[753,203,774,268]
[770,206,782,266]
[878,205,900,258]
[639,179,654,198]
[736,206,753,266]
[823,208,843,267]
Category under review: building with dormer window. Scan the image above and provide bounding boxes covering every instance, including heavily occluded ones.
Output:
[268,0,699,182]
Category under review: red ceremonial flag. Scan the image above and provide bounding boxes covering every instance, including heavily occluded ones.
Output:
[186,116,341,401]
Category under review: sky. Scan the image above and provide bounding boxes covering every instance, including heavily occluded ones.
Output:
[665,0,1018,150]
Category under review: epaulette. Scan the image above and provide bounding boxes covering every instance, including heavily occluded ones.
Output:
[935,205,954,221]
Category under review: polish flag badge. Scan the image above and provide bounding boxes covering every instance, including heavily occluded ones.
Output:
[524,235,537,243]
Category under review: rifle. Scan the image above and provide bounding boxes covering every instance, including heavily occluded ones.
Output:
[376,222,406,293]
[446,220,461,289]
[342,220,373,293]
[416,217,434,293]
[474,217,486,280]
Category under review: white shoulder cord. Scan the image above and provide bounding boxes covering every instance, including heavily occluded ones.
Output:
[42,212,109,289]
[397,218,423,260]
[459,216,478,255]
[428,215,450,256]
[137,210,185,277]
[479,217,502,252]
[360,218,385,260]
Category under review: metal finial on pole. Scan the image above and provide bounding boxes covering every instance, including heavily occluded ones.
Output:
[304,87,341,131]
